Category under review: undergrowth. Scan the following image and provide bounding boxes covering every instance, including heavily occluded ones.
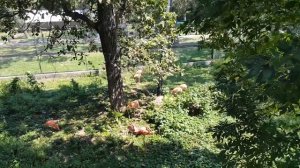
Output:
[0,75,224,167]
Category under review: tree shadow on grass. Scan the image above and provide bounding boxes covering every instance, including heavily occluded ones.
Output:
[0,133,221,168]
[0,56,74,75]
[0,58,18,69]
[0,79,108,137]
[128,65,213,98]
[54,136,221,168]
[0,45,36,57]
[0,74,221,168]
[173,47,211,63]
[165,66,213,87]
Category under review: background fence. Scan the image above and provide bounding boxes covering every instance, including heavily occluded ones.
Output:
[0,33,220,79]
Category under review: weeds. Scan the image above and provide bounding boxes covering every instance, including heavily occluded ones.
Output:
[0,72,223,167]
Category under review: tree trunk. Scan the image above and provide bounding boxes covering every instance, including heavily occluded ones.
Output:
[156,77,163,96]
[157,53,164,96]
[97,3,124,111]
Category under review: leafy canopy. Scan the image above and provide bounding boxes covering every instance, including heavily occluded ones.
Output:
[184,0,300,167]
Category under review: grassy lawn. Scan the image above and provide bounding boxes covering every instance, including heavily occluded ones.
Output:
[0,63,225,167]
[177,34,208,43]
[0,31,102,76]
[0,45,208,77]
[0,44,91,57]
[0,52,104,77]
[174,47,211,63]
[0,34,206,77]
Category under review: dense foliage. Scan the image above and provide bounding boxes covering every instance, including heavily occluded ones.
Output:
[185,0,300,167]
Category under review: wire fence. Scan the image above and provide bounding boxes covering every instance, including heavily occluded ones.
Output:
[0,32,102,77]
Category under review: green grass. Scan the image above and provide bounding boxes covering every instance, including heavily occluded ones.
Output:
[0,63,224,167]
[0,47,208,77]
[166,66,213,86]
[0,34,208,77]
[173,47,212,63]
[177,35,206,43]
[0,52,104,77]
[0,44,92,57]
[0,31,102,76]
[0,34,222,167]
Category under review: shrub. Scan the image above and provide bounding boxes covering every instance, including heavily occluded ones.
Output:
[163,84,215,117]
[145,83,223,154]
[25,72,44,93]
[0,77,106,116]
[212,57,300,167]
[6,77,23,94]
[143,84,224,167]
[0,74,44,115]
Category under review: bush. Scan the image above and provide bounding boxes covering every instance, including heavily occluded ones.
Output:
[163,84,215,116]
[212,57,300,167]
[25,72,44,93]
[145,84,223,167]
[0,76,106,116]
[5,77,23,94]
[147,84,222,136]
[1,73,44,97]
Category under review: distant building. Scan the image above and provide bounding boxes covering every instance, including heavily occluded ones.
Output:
[25,10,80,30]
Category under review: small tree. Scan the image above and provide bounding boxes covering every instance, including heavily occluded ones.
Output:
[121,1,179,95]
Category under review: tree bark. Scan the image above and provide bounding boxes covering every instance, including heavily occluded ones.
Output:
[156,77,163,96]
[157,53,164,96]
[97,3,124,111]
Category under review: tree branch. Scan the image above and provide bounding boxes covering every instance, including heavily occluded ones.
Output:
[116,0,128,26]
[62,4,96,30]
